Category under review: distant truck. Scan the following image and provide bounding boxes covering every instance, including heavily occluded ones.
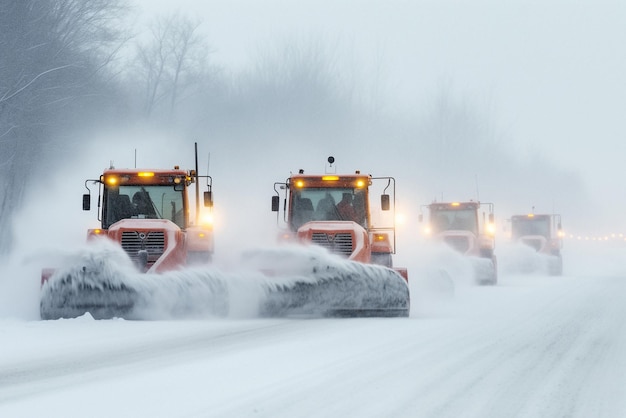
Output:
[510,213,563,275]
[420,201,497,285]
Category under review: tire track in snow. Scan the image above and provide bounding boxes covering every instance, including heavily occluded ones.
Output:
[0,319,295,404]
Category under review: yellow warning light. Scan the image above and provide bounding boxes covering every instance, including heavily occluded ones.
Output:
[138,172,154,177]
[93,229,104,235]
[105,176,118,186]
[374,233,388,242]
[451,202,460,206]
[322,176,339,181]
[295,180,305,188]
[527,213,535,218]
[356,179,366,188]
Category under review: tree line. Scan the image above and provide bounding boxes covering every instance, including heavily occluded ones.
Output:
[0,0,588,255]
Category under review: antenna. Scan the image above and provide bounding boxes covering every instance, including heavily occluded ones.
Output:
[206,152,211,181]
[474,174,480,201]
[134,149,137,168]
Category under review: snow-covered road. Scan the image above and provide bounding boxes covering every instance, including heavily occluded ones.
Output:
[2,254,626,418]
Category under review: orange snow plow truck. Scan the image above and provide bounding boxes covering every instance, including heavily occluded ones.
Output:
[269,157,410,317]
[420,201,497,285]
[40,144,214,320]
[510,213,563,275]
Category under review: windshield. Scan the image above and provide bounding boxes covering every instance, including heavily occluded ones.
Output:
[290,187,368,230]
[430,209,478,235]
[103,184,185,229]
[512,218,550,238]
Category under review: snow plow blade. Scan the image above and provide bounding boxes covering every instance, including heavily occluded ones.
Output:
[260,264,410,317]
[40,265,230,320]
[40,244,409,320]
[40,272,139,320]
[470,256,498,286]
[245,246,410,318]
[39,243,229,320]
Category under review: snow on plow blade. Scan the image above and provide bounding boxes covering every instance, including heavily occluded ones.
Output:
[40,243,409,320]
[470,256,497,286]
[244,246,410,318]
[260,264,410,317]
[39,242,229,320]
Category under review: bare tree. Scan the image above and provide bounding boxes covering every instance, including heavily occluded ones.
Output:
[0,0,130,255]
[134,13,210,121]
[231,37,357,142]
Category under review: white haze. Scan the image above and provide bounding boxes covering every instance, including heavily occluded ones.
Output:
[3,2,626,416]
[3,0,626,317]
[122,0,626,236]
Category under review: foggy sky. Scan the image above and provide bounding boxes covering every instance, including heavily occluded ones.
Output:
[130,0,626,236]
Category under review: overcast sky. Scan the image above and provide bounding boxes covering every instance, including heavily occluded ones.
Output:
[132,0,626,234]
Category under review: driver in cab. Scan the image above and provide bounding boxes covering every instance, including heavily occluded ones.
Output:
[337,192,359,222]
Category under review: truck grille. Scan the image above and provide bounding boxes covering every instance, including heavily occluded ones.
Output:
[443,235,471,254]
[121,231,165,262]
[311,232,354,257]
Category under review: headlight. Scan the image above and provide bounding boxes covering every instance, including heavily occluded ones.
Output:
[200,212,214,226]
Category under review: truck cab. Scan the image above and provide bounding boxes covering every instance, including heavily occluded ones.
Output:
[272,161,405,279]
[83,167,214,272]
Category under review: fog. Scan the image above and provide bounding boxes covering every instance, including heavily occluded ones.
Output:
[7,6,626,417]
[127,0,626,236]
[2,1,626,319]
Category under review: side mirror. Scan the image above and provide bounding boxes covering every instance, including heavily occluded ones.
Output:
[83,194,90,211]
[271,195,280,212]
[203,191,213,207]
[489,213,495,223]
[381,194,390,211]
